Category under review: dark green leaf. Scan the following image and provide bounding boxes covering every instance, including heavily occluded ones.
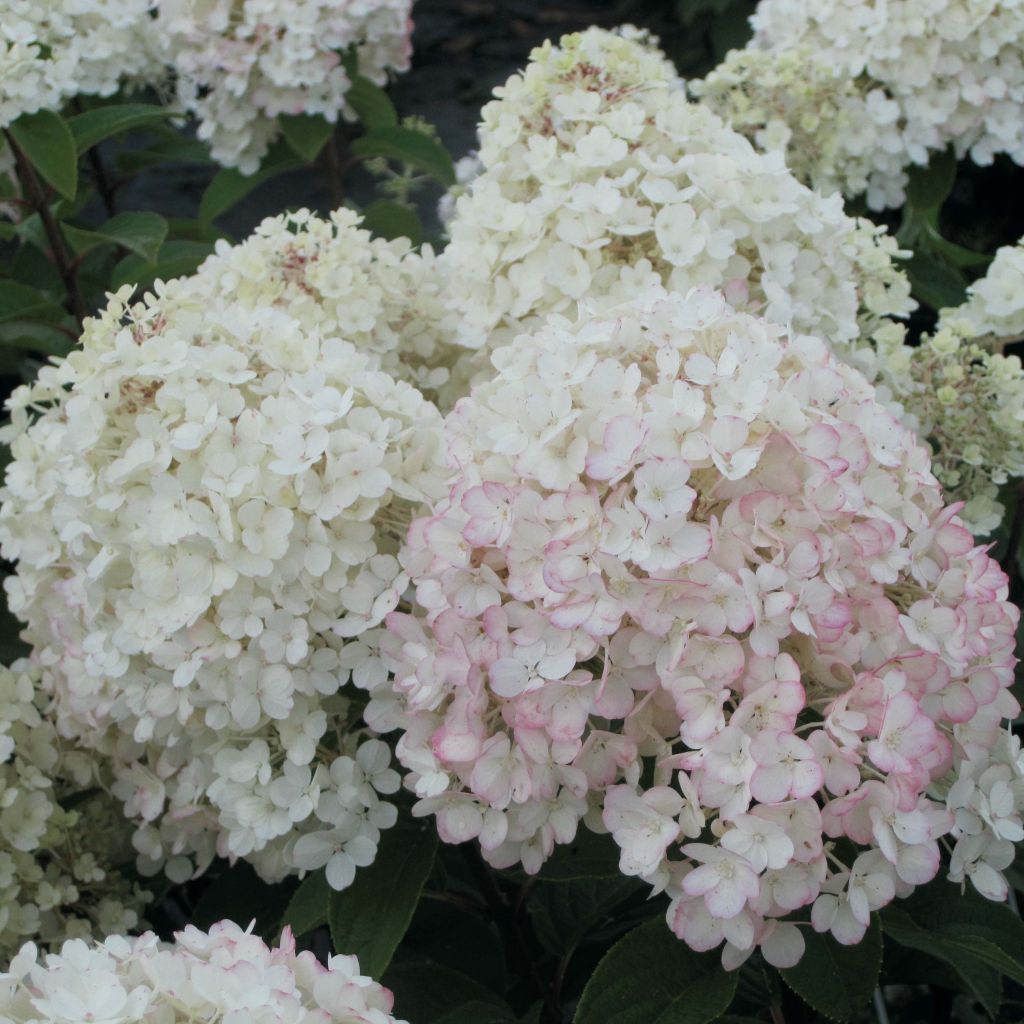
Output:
[882,907,1001,1016]
[353,126,456,186]
[0,322,73,356]
[116,135,213,173]
[905,251,968,311]
[361,199,422,244]
[382,962,507,1024]
[906,148,957,212]
[0,601,29,663]
[68,104,177,153]
[527,875,641,956]
[281,868,330,938]
[327,819,438,977]
[780,919,882,1022]
[199,142,300,223]
[0,281,65,324]
[112,240,216,291]
[406,899,506,992]
[64,211,168,263]
[434,1002,516,1024]
[190,861,296,942]
[574,917,738,1024]
[536,828,623,882]
[347,75,399,131]
[8,109,78,200]
[881,881,1024,1016]
[925,228,993,269]
[279,114,335,163]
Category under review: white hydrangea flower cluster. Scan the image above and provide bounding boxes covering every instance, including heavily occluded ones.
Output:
[0,660,148,960]
[171,208,455,397]
[378,288,1021,967]
[436,26,915,406]
[694,0,1024,210]
[941,236,1024,342]
[156,0,414,172]
[0,921,407,1023]
[863,318,1024,535]
[0,0,161,128]
[0,210,447,891]
[691,47,908,210]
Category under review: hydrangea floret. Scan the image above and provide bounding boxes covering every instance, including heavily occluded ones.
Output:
[0,210,447,891]
[156,0,415,172]
[693,0,1024,209]
[436,26,915,405]
[0,921,407,1023]
[0,660,148,960]
[377,287,1021,968]
[940,236,1024,343]
[0,0,161,129]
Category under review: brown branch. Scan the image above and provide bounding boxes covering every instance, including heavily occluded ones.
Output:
[4,127,88,328]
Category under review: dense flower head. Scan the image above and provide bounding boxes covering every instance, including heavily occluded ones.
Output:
[0,211,447,890]
[0,921,406,1023]
[0,0,161,128]
[863,318,1024,534]
[378,288,1021,967]
[941,236,1024,342]
[157,0,414,172]
[694,0,1024,209]
[436,25,914,406]
[0,660,148,960]
[174,208,456,396]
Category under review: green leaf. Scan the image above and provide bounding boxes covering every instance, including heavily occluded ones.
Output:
[112,240,216,291]
[190,861,296,942]
[279,114,335,163]
[347,75,399,131]
[353,126,456,186]
[67,104,176,153]
[0,321,73,356]
[780,920,882,1022]
[882,907,1001,1015]
[327,819,437,977]
[881,881,1024,1016]
[361,199,422,244]
[905,251,968,311]
[382,962,507,1024]
[924,227,993,269]
[573,917,738,1024]
[64,211,168,263]
[406,899,506,993]
[906,148,957,212]
[536,828,623,882]
[8,109,78,200]
[116,134,213,174]
[281,868,330,938]
[434,1003,516,1024]
[0,280,65,324]
[199,142,300,223]
[527,875,641,957]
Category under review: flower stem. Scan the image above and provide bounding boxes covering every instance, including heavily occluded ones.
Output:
[4,127,88,329]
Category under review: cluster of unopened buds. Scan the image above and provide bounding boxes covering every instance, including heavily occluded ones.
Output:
[377,287,1021,967]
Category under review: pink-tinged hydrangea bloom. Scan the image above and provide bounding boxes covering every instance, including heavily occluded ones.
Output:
[376,287,1021,968]
[0,921,406,1023]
